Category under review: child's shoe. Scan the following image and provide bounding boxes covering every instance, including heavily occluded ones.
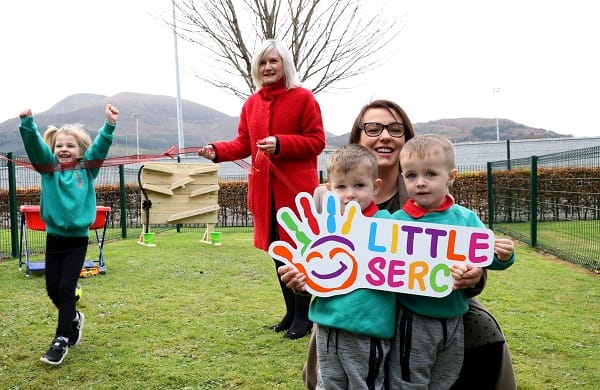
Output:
[40,337,68,366]
[68,311,85,347]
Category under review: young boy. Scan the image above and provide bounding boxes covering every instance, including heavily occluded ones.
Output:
[382,134,516,389]
[295,143,396,389]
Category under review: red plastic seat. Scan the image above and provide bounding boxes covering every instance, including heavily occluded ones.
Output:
[18,205,112,277]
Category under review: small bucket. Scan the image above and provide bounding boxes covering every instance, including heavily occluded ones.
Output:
[210,231,222,245]
[143,232,155,245]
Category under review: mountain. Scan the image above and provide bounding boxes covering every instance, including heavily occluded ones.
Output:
[0,93,571,155]
[412,118,569,143]
[1,92,240,156]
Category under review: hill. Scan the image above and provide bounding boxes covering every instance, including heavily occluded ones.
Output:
[0,93,570,155]
[412,118,568,143]
[0,92,240,157]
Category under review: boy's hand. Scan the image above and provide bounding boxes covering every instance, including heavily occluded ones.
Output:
[278,264,307,292]
[19,109,32,118]
[451,264,483,290]
[495,238,515,261]
[105,104,119,125]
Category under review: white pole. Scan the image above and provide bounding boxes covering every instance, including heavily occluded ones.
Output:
[133,112,140,156]
[493,88,501,141]
[496,117,499,142]
[172,0,185,153]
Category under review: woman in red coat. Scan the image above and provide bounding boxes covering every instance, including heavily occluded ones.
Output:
[198,39,326,339]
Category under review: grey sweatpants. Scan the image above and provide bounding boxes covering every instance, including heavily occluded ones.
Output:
[303,300,515,390]
[385,307,464,390]
[316,324,391,390]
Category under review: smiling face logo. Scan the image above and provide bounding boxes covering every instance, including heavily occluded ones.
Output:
[269,191,497,298]
[295,235,358,294]
[269,192,363,296]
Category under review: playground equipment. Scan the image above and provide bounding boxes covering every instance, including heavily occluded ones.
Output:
[138,162,219,246]
[18,205,111,277]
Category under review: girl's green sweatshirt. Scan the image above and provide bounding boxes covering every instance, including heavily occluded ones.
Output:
[19,116,115,237]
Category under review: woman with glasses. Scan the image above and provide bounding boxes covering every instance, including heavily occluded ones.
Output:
[346,100,414,212]
[281,99,516,389]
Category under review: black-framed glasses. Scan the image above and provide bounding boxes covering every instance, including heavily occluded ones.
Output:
[362,122,406,138]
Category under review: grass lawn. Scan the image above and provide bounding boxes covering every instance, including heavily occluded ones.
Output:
[495,220,600,271]
[0,231,598,389]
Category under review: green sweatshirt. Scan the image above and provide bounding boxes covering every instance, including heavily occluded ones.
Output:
[19,116,115,237]
[308,203,397,339]
[379,198,515,319]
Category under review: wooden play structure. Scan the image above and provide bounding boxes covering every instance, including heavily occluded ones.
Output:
[138,162,220,245]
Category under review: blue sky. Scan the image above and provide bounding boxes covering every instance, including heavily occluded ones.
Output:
[1,0,598,138]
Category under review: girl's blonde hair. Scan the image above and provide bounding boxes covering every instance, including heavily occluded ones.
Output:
[43,123,92,156]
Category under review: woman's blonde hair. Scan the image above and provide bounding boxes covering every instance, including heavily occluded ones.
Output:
[251,39,301,90]
[43,123,92,156]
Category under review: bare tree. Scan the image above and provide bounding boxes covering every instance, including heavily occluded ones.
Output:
[167,0,404,99]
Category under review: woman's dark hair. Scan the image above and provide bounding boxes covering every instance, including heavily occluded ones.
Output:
[348,100,415,144]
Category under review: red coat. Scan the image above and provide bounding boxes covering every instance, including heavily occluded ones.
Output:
[211,79,326,251]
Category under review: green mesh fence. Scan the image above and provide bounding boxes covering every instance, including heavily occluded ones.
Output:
[489,146,600,272]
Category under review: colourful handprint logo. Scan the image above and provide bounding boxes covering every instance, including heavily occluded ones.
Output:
[269,192,361,295]
[269,191,497,298]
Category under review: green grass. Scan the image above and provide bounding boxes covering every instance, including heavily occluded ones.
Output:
[496,220,600,270]
[1,231,598,389]
[497,220,600,242]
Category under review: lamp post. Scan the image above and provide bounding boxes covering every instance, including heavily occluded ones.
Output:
[493,88,501,141]
[172,0,184,155]
[132,112,140,156]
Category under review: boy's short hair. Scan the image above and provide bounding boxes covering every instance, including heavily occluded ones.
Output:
[326,144,378,181]
[400,134,456,170]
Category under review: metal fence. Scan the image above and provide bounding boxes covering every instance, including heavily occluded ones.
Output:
[454,136,600,172]
[3,137,600,272]
[176,137,600,176]
[488,146,600,271]
[0,158,252,260]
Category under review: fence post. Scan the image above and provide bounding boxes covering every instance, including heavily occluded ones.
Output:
[506,139,513,221]
[530,156,538,247]
[119,165,127,239]
[487,162,494,229]
[8,153,19,258]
